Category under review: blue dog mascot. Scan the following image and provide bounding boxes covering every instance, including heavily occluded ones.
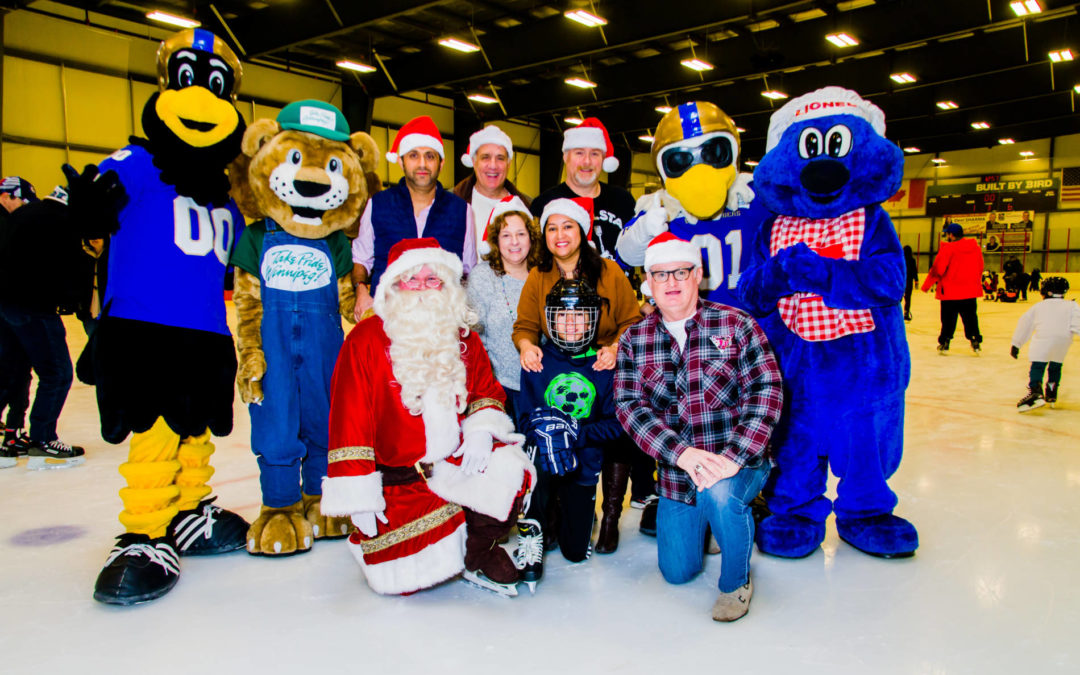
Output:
[737,87,918,559]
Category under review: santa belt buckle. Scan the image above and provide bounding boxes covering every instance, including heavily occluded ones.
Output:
[415,461,434,481]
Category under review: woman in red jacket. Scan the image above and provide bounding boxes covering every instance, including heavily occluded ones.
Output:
[921,222,985,353]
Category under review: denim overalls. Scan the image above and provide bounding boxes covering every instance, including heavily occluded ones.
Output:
[249,220,344,507]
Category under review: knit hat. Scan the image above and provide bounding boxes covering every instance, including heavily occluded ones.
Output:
[562,117,619,173]
[386,116,444,163]
[766,86,887,152]
[640,232,701,297]
[0,176,37,203]
[374,237,463,306]
[278,100,351,142]
[461,125,514,168]
[486,195,530,230]
[540,197,594,241]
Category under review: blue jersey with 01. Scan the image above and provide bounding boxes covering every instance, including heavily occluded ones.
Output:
[99,145,243,335]
[666,199,767,311]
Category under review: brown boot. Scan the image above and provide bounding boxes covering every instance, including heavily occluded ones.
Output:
[464,508,520,585]
[595,461,630,554]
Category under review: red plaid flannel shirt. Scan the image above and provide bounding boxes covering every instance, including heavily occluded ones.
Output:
[770,209,876,341]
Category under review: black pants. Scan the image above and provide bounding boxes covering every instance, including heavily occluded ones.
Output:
[904,279,914,315]
[525,471,596,563]
[939,298,981,345]
[607,432,657,502]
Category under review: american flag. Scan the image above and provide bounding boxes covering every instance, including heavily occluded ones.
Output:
[1061,167,1080,203]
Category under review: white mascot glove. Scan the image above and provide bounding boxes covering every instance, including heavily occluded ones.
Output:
[641,197,669,239]
[351,511,388,537]
[726,172,755,211]
[453,430,493,476]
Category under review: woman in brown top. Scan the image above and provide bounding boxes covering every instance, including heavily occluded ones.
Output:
[513,197,640,373]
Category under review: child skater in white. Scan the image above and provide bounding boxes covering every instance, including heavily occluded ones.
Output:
[1011,277,1080,412]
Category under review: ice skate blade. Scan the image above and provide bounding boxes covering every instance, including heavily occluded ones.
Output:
[1017,401,1046,413]
[462,569,518,597]
[525,580,537,595]
[27,455,85,471]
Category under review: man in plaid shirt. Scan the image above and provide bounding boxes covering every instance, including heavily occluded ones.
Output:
[615,233,782,622]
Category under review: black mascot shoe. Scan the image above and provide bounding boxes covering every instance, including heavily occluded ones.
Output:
[93,533,180,606]
[168,497,249,556]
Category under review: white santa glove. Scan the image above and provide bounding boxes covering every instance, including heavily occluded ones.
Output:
[453,430,493,476]
[726,172,755,211]
[351,510,388,537]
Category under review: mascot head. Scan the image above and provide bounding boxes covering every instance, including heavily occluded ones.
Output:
[652,101,740,220]
[140,28,246,206]
[754,86,902,219]
[231,99,380,240]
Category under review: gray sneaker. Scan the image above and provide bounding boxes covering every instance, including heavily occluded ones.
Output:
[712,578,753,622]
[27,439,86,470]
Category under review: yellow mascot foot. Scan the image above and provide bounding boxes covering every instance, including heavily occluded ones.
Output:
[302,493,355,540]
[246,502,313,556]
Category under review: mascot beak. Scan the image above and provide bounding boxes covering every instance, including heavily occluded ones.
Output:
[155,86,241,148]
[665,163,736,220]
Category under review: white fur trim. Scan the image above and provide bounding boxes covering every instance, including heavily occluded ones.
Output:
[461,406,517,444]
[540,198,590,230]
[563,126,606,153]
[426,444,535,520]
[461,126,513,168]
[766,86,886,152]
[640,280,652,297]
[420,389,462,463]
[320,472,385,516]
[350,522,466,595]
[487,196,530,227]
[644,236,702,273]
[372,247,465,308]
[392,133,444,162]
[602,156,620,173]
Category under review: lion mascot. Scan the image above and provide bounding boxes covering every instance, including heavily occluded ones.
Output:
[736,86,918,559]
[228,100,380,556]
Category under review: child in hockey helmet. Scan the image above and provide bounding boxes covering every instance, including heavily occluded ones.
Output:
[1011,276,1080,411]
[544,278,602,356]
[1040,276,1069,298]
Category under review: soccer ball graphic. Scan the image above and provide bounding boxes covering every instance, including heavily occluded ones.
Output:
[544,372,597,420]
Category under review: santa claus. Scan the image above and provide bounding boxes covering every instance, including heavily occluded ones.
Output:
[322,238,534,596]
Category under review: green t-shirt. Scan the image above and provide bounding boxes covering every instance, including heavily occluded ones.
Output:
[230,219,353,280]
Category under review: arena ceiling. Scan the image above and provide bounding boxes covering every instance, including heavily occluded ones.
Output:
[10,0,1080,163]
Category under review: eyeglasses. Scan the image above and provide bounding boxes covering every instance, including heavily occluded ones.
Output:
[398,275,444,290]
[649,266,695,283]
[660,136,734,179]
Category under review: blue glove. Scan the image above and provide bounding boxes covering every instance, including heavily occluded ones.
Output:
[526,407,580,476]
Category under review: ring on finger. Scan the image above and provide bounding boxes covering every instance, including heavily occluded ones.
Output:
[694,464,703,473]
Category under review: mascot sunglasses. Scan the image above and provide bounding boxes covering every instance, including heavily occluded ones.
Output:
[660,136,734,178]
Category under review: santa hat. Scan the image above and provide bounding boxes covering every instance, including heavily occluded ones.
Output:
[486,195,530,231]
[461,125,514,168]
[640,232,701,298]
[766,86,886,152]
[562,117,620,173]
[374,238,463,307]
[540,197,594,241]
[386,115,444,163]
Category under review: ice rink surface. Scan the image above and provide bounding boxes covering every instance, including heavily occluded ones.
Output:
[1,291,1078,674]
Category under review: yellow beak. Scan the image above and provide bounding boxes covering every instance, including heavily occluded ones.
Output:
[665,164,736,220]
[155,88,240,148]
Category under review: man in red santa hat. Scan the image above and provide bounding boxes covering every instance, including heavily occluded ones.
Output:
[323,238,535,596]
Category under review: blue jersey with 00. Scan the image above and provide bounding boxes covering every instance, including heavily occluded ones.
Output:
[666,199,766,311]
[99,145,243,335]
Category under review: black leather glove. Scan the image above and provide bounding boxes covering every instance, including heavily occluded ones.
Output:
[1010,345,1019,359]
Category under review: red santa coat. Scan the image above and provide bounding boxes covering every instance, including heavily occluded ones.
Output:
[321,316,533,595]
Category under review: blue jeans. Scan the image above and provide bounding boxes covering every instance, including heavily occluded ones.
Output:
[0,303,72,443]
[657,462,770,593]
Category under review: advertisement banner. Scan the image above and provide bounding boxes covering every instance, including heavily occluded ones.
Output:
[940,211,1034,253]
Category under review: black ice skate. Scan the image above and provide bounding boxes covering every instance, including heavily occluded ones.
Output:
[639,496,659,537]
[969,338,981,354]
[26,438,85,470]
[514,518,544,594]
[93,533,180,605]
[1017,384,1046,413]
[937,340,950,354]
[168,497,249,556]
[1045,382,1059,407]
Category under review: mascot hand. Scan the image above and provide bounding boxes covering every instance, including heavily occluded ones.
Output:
[237,350,267,404]
[454,431,493,475]
[62,163,127,238]
[726,172,755,211]
[351,510,388,537]
[1010,345,1020,359]
[779,242,829,292]
[640,198,670,239]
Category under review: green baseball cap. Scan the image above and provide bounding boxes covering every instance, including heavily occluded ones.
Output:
[277,99,350,142]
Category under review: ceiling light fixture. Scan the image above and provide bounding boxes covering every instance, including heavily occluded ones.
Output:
[1020,150,1035,157]
[639,135,656,143]
[762,90,788,100]
[564,117,584,126]
[931,158,947,164]
[146,11,200,28]
[1011,1,1043,16]
[680,58,714,71]
[903,147,921,153]
[655,105,673,114]
[735,126,747,133]
[1049,49,1074,62]
[564,10,607,27]
[438,37,481,53]
[744,160,759,167]
[467,93,498,104]
[936,101,959,110]
[890,72,917,84]
[998,138,1016,144]
[565,77,597,88]
[825,33,859,47]
[336,60,376,73]
[1075,84,1080,93]
[971,121,990,129]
